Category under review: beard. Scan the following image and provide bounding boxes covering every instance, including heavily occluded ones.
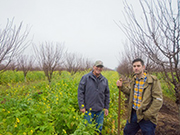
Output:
[134,70,143,75]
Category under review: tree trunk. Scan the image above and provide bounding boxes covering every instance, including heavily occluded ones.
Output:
[118,86,122,135]
[24,72,27,82]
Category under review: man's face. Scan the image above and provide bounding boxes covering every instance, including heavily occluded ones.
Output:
[93,66,103,76]
[133,61,145,76]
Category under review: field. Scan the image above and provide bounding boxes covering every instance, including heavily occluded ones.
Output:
[0,70,178,135]
[0,70,127,135]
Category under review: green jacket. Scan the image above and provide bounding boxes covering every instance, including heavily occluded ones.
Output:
[121,73,163,125]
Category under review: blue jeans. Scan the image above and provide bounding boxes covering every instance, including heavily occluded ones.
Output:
[124,109,156,135]
[84,110,104,132]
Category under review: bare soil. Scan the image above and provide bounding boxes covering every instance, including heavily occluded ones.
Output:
[155,96,180,135]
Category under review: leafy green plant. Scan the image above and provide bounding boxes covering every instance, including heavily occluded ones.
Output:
[0,70,129,134]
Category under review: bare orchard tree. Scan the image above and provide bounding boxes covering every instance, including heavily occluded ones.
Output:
[64,52,83,75]
[117,55,132,77]
[17,55,34,82]
[64,52,93,74]
[0,19,31,73]
[119,0,180,122]
[81,58,93,71]
[33,42,64,85]
[118,41,142,77]
[6,58,18,71]
[117,41,157,77]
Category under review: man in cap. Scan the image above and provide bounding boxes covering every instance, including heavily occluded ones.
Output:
[78,60,110,134]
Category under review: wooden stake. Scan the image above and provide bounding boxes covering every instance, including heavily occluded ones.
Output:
[118,85,122,135]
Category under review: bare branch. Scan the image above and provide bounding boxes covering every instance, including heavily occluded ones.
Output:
[119,0,180,108]
[0,18,31,73]
[33,42,64,84]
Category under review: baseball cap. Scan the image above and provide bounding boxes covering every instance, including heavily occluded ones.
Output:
[94,60,104,67]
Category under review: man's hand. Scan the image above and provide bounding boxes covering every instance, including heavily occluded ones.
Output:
[80,108,86,113]
[105,109,108,116]
[116,78,123,87]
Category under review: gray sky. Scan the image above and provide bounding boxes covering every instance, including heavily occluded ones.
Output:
[0,0,141,69]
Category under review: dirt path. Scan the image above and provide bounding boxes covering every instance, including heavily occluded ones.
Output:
[155,97,180,135]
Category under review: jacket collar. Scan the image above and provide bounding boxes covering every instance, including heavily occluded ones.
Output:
[134,72,147,80]
[144,74,153,89]
[90,70,103,81]
[133,73,153,89]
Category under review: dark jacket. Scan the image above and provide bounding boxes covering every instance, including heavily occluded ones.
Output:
[78,71,110,112]
[121,73,163,125]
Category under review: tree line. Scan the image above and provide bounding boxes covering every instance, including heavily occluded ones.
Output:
[0,19,112,84]
[0,19,98,85]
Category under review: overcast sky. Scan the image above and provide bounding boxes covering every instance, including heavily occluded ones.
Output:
[0,0,142,70]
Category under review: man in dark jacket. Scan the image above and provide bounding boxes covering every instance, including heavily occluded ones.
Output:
[116,58,163,135]
[78,60,110,134]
